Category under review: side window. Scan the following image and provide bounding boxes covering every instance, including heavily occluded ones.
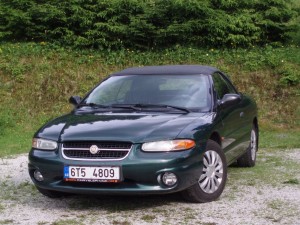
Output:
[212,73,236,99]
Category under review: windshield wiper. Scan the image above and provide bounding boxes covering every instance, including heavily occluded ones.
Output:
[133,103,191,113]
[110,104,141,111]
[78,103,191,113]
[77,103,109,108]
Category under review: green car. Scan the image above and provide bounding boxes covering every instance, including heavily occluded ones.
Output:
[28,65,258,203]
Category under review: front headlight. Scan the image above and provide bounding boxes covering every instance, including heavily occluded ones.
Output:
[32,138,58,150]
[141,139,195,152]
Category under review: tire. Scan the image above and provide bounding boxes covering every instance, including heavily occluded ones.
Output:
[237,125,258,167]
[182,140,227,203]
[36,187,66,198]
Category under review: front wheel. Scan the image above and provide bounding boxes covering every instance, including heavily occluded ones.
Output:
[182,140,227,203]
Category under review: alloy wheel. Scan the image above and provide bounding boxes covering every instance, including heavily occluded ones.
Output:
[250,129,257,161]
[199,150,224,194]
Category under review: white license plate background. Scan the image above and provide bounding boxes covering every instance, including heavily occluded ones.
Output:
[64,166,120,182]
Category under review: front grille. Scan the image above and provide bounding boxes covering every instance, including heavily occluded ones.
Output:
[63,150,128,159]
[63,142,132,149]
[62,141,132,161]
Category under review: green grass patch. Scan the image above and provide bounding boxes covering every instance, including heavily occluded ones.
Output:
[260,129,300,148]
[112,220,131,225]
[228,148,300,187]
[0,203,4,211]
[51,219,83,225]
[283,178,299,185]
[0,181,38,201]
[0,126,33,157]
[0,220,14,225]
[140,215,156,222]
[37,222,48,225]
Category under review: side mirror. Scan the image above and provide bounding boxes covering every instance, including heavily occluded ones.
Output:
[219,94,241,108]
[69,96,81,106]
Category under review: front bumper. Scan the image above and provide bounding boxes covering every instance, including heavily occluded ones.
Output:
[28,144,205,195]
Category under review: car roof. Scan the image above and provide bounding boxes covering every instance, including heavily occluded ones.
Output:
[111,65,219,76]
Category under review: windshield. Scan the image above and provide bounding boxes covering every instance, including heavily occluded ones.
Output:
[83,75,211,111]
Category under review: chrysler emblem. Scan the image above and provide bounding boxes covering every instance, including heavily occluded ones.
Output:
[89,145,99,154]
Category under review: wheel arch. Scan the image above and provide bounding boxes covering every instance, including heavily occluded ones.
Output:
[253,117,258,130]
[209,131,222,147]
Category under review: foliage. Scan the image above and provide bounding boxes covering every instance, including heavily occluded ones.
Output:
[0,0,298,49]
[289,0,300,44]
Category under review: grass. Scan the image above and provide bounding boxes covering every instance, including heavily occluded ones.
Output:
[227,148,300,187]
[51,219,84,225]
[0,43,299,157]
[0,203,4,211]
[0,126,34,157]
[140,214,156,222]
[112,221,131,225]
[0,220,14,225]
[259,129,300,148]
[283,178,299,185]
[268,199,285,210]
[0,181,37,201]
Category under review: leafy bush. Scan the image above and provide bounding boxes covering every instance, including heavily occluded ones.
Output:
[0,0,298,49]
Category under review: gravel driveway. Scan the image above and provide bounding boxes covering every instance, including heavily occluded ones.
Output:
[0,149,299,225]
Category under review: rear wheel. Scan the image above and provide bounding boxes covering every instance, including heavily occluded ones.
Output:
[182,140,227,203]
[36,187,66,198]
[237,125,258,167]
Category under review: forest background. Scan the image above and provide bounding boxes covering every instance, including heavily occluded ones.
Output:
[0,0,299,156]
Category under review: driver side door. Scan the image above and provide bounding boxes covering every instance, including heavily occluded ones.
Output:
[212,72,249,164]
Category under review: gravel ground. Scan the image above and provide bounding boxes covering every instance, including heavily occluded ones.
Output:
[0,149,299,225]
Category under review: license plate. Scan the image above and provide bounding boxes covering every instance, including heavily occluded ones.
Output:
[64,166,120,183]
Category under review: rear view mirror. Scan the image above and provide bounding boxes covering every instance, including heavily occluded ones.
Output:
[219,94,241,108]
[69,96,81,106]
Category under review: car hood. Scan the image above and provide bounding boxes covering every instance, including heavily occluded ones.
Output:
[36,112,212,143]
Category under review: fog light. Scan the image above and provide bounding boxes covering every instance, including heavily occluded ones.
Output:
[162,172,177,186]
[34,170,44,182]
